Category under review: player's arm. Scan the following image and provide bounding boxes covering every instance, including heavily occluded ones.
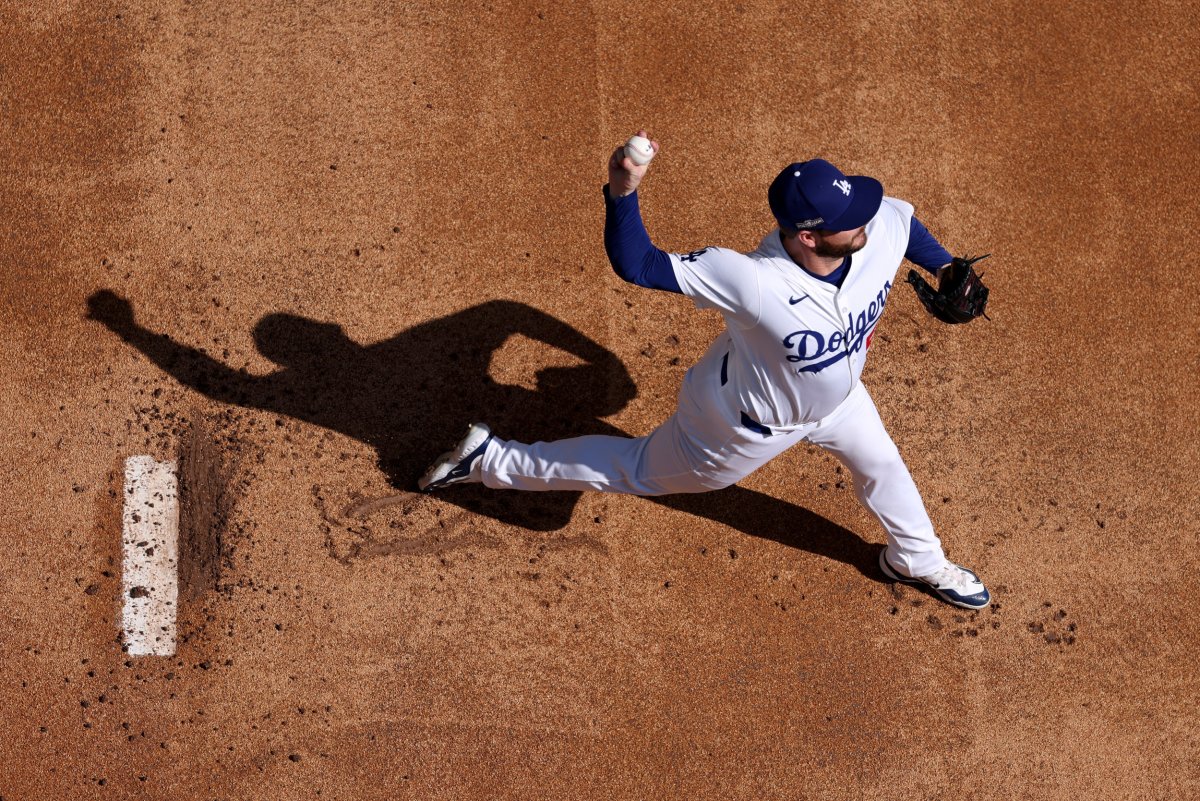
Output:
[603,187,682,293]
[603,135,759,327]
[602,133,682,294]
[906,216,953,276]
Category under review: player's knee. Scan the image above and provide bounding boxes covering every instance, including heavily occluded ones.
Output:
[700,476,738,491]
[693,467,750,492]
[845,448,907,485]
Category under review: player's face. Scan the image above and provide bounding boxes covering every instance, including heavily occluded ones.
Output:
[813,226,867,258]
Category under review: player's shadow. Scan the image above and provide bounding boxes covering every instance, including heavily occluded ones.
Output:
[85,290,877,576]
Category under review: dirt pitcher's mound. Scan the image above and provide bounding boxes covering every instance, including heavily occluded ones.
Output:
[1,1,1197,799]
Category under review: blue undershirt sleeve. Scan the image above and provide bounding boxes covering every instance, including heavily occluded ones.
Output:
[603,185,682,294]
[906,216,953,275]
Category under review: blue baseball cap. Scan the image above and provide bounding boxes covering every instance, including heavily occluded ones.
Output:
[768,159,883,232]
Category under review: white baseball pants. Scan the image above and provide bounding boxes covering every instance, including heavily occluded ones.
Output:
[478,346,947,577]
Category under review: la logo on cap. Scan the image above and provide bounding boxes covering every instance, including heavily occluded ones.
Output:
[833,179,851,196]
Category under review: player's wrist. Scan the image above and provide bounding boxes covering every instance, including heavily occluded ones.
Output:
[604,183,637,201]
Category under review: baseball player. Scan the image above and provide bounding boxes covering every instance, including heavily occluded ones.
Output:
[420,132,992,610]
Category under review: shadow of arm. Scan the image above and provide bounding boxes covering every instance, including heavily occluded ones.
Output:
[483,300,637,412]
[86,290,266,406]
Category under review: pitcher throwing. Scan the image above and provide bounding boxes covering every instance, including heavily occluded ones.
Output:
[419,131,993,610]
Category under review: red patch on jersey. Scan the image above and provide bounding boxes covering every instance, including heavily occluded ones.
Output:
[866,329,875,350]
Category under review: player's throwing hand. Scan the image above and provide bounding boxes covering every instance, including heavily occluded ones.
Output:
[607,129,658,198]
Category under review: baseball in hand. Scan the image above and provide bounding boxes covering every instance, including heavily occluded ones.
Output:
[625,135,655,166]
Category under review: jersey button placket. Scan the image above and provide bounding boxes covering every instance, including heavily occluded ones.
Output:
[833,295,855,386]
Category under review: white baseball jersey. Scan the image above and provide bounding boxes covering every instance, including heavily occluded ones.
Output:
[669,196,916,427]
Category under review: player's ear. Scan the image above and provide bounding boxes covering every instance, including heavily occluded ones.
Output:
[796,229,820,248]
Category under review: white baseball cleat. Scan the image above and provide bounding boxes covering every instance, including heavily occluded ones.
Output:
[879,549,991,610]
[417,423,493,492]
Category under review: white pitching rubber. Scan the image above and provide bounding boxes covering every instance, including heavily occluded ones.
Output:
[121,456,180,656]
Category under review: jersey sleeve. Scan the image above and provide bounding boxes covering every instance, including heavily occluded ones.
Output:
[669,247,762,328]
[603,187,683,293]
[906,216,953,275]
[875,196,915,260]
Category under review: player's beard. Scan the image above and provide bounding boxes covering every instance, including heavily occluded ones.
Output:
[813,230,867,258]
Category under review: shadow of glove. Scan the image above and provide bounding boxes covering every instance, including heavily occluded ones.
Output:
[85,289,137,332]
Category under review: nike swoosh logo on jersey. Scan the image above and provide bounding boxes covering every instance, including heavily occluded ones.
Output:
[788,295,810,305]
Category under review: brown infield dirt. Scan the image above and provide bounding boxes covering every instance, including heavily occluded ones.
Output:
[1,1,1197,799]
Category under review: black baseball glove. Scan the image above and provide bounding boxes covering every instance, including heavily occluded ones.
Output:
[906,254,991,324]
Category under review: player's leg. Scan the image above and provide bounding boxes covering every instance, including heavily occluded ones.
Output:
[803,382,989,609]
[479,401,805,495]
[803,381,946,576]
[480,414,702,495]
[426,339,804,495]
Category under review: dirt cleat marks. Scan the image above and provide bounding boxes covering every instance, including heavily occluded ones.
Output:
[1028,602,1078,646]
[314,486,500,565]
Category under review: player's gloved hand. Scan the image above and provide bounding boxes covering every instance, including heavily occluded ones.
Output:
[606,129,658,199]
[906,254,991,324]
